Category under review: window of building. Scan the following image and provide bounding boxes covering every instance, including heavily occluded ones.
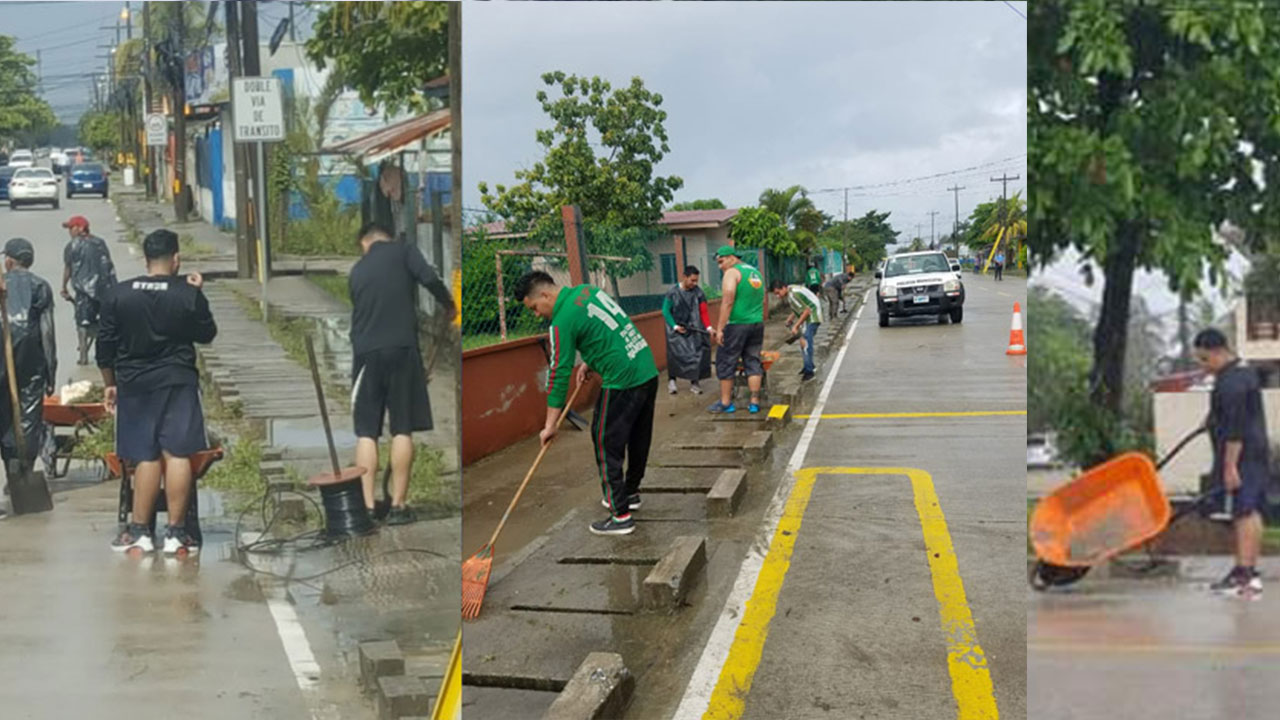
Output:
[660,253,678,284]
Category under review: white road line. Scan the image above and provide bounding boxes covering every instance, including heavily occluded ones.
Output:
[263,586,332,719]
[672,289,871,720]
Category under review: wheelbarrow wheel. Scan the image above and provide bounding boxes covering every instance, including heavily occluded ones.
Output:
[1029,560,1090,591]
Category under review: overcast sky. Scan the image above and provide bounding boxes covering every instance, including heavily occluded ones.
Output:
[3,0,302,124]
[464,0,1027,247]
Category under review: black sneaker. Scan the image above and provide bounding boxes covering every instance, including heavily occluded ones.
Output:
[386,505,418,526]
[112,523,155,553]
[162,524,200,556]
[600,495,641,511]
[801,371,815,382]
[0,506,8,520]
[589,514,635,536]
[1209,566,1249,594]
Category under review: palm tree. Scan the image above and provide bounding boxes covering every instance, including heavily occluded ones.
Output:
[759,185,826,254]
[908,237,926,252]
[978,191,1027,269]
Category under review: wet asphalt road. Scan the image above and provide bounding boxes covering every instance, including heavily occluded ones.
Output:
[1029,560,1280,719]
[0,180,367,718]
[731,273,1027,719]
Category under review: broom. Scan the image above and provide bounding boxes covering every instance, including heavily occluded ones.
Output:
[462,381,585,620]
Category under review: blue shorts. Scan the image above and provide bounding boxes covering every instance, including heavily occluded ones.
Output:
[116,383,209,463]
[1231,461,1270,519]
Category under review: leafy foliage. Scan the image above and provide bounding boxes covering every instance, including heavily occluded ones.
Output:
[973,192,1026,269]
[78,111,120,158]
[758,185,829,254]
[669,198,726,211]
[305,1,449,116]
[0,36,56,142]
[460,229,544,339]
[729,206,797,257]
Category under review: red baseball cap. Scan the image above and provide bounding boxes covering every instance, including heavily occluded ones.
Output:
[62,215,90,230]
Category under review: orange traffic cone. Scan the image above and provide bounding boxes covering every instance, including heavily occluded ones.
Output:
[1006,302,1026,355]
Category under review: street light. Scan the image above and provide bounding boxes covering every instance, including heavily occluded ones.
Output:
[120,7,129,20]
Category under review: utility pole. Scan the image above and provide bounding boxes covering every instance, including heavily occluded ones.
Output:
[916,223,922,245]
[225,0,255,279]
[947,184,963,255]
[449,1,462,316]
[36,50,42,94]
[990,172,1019,201]
[842,187,849,269]
[171,2,188,222]
[288,1,297,42]
[124,2,133,40]
[143,0,154,198]
[242,0,269,280]
[928,210,940,247]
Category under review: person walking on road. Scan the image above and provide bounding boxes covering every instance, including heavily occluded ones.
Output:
[772,280,823,382]
[0,239,58,521]
[805,263,822,297]
[349,223,456,525]
[822,270,851,319]
[993,251,1005,281]
[100,230,217,555]
[709,246,766,415]
[61,216,116,366]
[1195,328,1269,598]
[515,270,659,536]
[662,265,712,395]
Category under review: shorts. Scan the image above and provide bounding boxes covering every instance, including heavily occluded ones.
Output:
[1230,461,1269,519]
[352,346,432,438]
[715,322,765,380]
[74,294,101,328]
[116,383,208,463]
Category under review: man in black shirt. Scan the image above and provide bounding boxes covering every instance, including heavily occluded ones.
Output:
[61,215,117,366]
[349,223,455,525]
[99,230,217,554]
[0,238,57,520]
[1196,328,1269,598]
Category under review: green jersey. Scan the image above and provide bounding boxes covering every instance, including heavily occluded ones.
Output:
[727,261,765,325]
[786,284,824,324]
[546,285,658,408]
[806,267,821,286]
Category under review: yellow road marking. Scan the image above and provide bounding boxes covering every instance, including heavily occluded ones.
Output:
[794,410,1026,420]
[767,404,788,420]
[705,467,998,720]
[1031,642,1280,656]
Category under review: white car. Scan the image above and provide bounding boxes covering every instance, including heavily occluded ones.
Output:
[874,250,965,326]
[8,167,60,209]
[7,150,35,169]
[49,147,67,172]
[1027,433,1061,468]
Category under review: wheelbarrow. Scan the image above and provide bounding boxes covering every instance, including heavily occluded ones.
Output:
[108,447,224,552]
[731,349,779,403]
[42,396,111,479]
[1029,426,1219,590]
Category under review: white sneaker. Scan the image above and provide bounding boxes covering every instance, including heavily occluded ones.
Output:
[111,524,155,553]
[690,382,703,395]
[668,379,678,394]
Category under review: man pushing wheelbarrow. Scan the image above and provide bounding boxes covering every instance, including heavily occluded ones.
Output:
[1030,328,1267,599]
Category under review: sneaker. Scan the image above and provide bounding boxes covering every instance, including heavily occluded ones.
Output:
[0,507,7,520]
[749,402,760,414]
[601,495,641,511]
[589,514,635,536]
[162,524,200,556]
[111,523,155,553]
[690,382,703,395]
[668,379,678,394]
[386,505,418,526]
[1210,566,1253,595]
[802,372,815,382]
[707,401,736,414]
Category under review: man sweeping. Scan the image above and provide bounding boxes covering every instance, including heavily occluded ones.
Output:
[709,246,765,414]
[349,223,456,525]
[0,239,57,519]
[822,268,852,319]
[1195,328,1269,598]
[515,270,658,536]
[101,230,217,554]
[61,215,116,366]
[662,265,712,395]
[772,280,823,382]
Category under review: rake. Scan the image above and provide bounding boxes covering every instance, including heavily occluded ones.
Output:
[462,382,585,620]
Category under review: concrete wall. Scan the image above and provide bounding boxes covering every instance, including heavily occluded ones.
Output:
[1237,299,1280,362]
[462,300,723,466]
[1154,388,1280,493]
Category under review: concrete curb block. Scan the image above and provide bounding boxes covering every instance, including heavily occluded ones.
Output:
[360,640,406,690]
[542,652,635,720]
[743,431,773,463]
[765,403,792,429]
[643,536,708,610]
[376,675,433,719]
[706,469,747,518]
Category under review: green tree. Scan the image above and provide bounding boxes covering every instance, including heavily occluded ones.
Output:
[479,72,683,294]
[974,192,1026,269]
[306,1,449,116]
[729,206,797,256]
[0,36,56,142]
[907,237,926,252]
[669,198,726,211]
[1030,0,1280,462]
[758,185,828,253]
[820,209,898,269]
[78,111,120,157]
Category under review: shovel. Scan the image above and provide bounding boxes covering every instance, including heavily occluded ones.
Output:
[0,284,52,515]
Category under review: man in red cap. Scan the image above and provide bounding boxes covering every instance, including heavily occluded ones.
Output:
[61,215,116,366]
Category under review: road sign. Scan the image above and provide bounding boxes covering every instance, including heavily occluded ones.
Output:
[232,77,285,143]
[145,113,167,146]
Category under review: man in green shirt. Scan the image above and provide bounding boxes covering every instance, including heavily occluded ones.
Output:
[772,280,823,381]
[515,271,659,536]
[805,264,822,296]
[709,245,766,414]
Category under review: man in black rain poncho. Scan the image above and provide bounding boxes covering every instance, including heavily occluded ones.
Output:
[0,239,57,520]
[60,215,116,366]
[661,265,713,395]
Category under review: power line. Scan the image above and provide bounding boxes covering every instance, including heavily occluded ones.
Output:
[808,154,1027,195]
[1002,1,1027,21]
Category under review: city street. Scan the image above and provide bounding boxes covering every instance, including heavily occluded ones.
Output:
[673,272,1027,720]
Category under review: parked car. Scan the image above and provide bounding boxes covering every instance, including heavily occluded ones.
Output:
[1027,433,1061,469]
[7,150,35,169]
[875,250,965,326]
[0,166,14,202]
[66,162,108,198]
[8,167,60,209]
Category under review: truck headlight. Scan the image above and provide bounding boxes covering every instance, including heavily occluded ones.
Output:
[944,278,960,292]
[879,284,897,297]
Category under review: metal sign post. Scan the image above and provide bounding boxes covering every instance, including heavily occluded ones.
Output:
[232,77,285,319]
[145,113,167,146]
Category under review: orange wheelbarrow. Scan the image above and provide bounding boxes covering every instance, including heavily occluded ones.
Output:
[1029,426,1220,589]
[108,447,224,549]
[42,396,111,479]
[731,350,780,403]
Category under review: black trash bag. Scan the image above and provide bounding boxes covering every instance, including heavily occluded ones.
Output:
[0,269,56,464]
[65,234,117,302]
[664,284,711,382]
